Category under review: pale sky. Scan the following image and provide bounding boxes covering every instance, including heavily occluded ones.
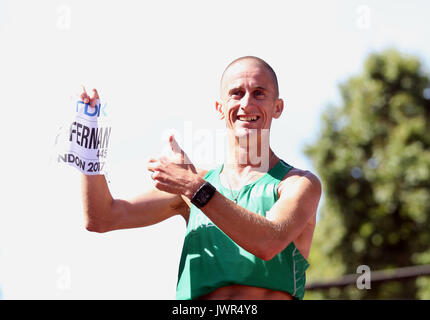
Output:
[0,0,429,299]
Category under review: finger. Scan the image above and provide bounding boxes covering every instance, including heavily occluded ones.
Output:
[169,135,183,155]
[169,136,194,166]
[147,156,159,163]
[91,88,99,100]
[180,194,191,208]
[147,161,161,172]
[153,180,167,191]
[80,92,89,103]
[152,172,168,184]
[147,165,156,172]
[150,171,160,180]
[81,94,89,104]
[90,88,100,108]
[80,85,89,103]
[153,180,176,194]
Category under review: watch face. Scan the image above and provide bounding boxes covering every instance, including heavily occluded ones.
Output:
[192,182,216,208]
[201,190,210,202]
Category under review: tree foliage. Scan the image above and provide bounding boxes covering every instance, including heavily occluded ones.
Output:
[304,49,430,299]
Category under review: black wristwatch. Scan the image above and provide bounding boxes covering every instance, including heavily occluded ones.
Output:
[191,181,217,208]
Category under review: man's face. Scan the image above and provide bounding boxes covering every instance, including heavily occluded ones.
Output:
[217,60,283,138]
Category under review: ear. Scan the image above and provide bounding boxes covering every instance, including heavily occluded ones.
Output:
[215,101,225,120]
[272,98,284,119]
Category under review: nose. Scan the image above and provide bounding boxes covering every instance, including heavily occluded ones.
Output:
[239,92,253,112]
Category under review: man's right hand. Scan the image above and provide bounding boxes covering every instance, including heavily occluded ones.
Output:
[80,86,99,107]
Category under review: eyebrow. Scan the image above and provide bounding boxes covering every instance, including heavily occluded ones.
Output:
[228,85,268,95]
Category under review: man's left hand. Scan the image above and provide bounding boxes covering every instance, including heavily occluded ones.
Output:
[147,135,204,199]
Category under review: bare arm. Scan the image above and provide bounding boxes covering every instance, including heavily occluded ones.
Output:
[147,137,322,261]
[149,151,322,260]
[197,170,322,260]
[78,87,189,233]
[82,174,189,233]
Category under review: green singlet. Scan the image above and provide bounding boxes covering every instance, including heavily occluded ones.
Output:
[176,159,310,300]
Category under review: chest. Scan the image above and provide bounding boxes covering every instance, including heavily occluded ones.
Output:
[187,181,279,233]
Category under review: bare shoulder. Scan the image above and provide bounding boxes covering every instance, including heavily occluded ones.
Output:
[277,167,322,227]
[278,167,322,199]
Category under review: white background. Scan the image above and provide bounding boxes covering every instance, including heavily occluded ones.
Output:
[0,0,429,299]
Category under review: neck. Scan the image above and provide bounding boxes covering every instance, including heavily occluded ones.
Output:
[224,130,276,174]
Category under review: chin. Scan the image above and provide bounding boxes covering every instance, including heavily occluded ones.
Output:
[233,127,260,139]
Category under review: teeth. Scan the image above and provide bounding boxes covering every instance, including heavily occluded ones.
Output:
[238,115,258,121]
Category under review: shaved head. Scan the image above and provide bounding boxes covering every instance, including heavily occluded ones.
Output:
[220,56,279,98]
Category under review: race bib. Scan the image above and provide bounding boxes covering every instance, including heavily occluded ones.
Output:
[54,98,111,175]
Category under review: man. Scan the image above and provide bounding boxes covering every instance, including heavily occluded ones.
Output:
[81,56,321,300]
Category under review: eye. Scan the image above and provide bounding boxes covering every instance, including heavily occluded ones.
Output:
[254,90,265,99]
[230,89,244,98]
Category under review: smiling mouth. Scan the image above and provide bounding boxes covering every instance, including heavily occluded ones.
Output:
[237,115,260,122]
